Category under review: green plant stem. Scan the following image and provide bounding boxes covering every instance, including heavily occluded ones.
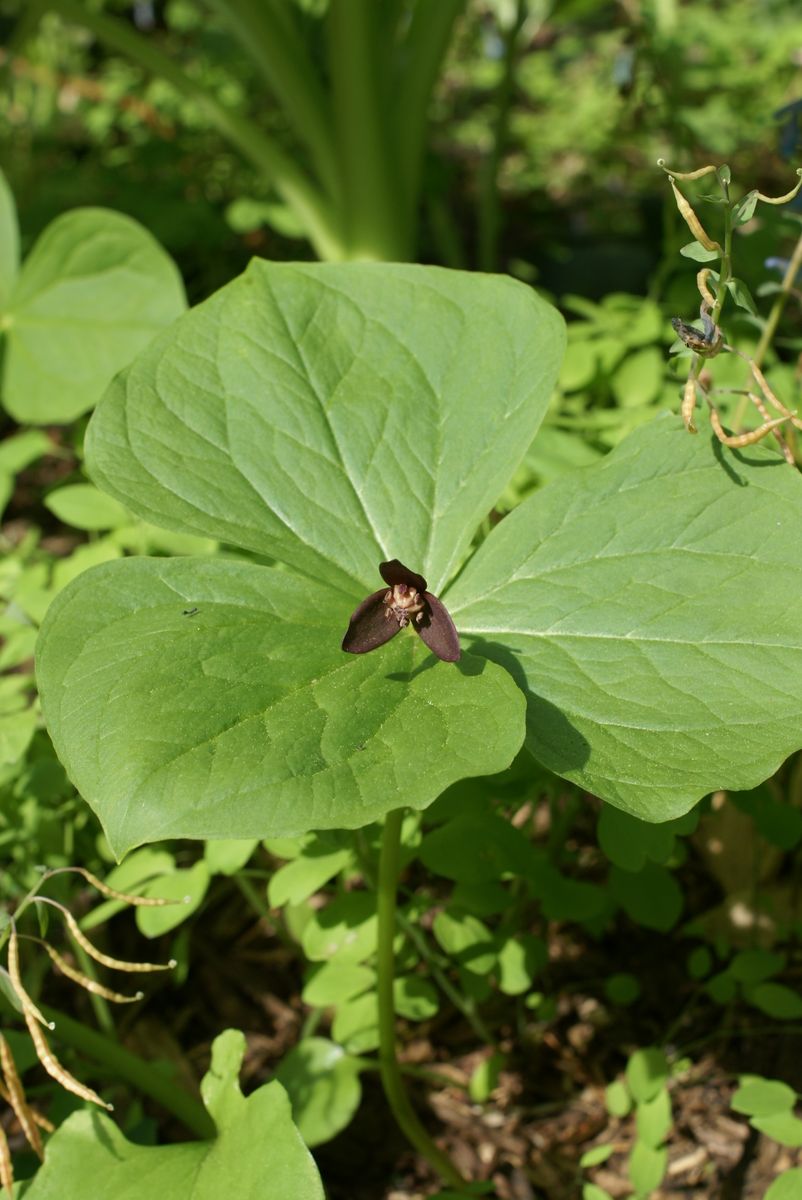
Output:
[327,0,408,260]
[234,874,270,920]
[477,0,527,272]
[394,0,466,226]
[40,1004,216,1139]
[42,0,344,261]
[733,227,802,430]
[376,809,466,1190]
[395,909,497,1048]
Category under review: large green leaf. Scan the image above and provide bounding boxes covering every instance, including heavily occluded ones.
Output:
[3,208,185,424]
[20,1030,324,1200]
[36,556,525,856]
[85,261,564,597]
[447,417,802,820]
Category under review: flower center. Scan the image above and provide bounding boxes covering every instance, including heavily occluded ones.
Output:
[384,584,425,628]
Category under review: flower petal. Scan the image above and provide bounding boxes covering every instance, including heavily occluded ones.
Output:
[379,559,428,593]
[341,589,401,654]
[417,593,461,662]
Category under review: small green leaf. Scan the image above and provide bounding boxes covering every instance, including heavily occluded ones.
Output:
[330,992,379,1054]
[726,278,757,315]
[751,1111,802,1148]
[686,946,712,980]
[766,1168,802,1200]
[732,1077,796,1116]
[136,861,210,937]
[496,934,547,995]
[609,863,682,932]
[469,1051,506,1103]
[419,811,537,883]
[302,962,375,1007]
[301,892,378,965]
[605,1080,632,1117]
[204,839,258,875]
[4,208,185,424]
[604,973,641,1006]
[582,1186,614,1200]
[44,484,131,531]
[705,970,736,1004]
[580,1144,614,1168]
[730,949,785,984]
[636,1088,672,1147]
[735,190,759,225]
[394,975,439,1020]
[432,909,496,975]
[746,982,802,1020]
[611,348,664,408]
[450,881,511,916]
[629,1141,667,1193]
[268,841,355,908]
[626,1048,669,1104]
[679,240,720,262]
[0,430,52,474]
[275,1037,362,1147]
[597,807,675,871]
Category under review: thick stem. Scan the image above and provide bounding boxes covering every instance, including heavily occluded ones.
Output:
[327,0,409,260]
[376,809,466,1190]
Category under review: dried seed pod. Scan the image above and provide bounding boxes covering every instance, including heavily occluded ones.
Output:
[39,941,144,1003]
[36,900,175,973]
[7,928,52,1031]
[669,178,721,252]
[24,1009,112,1111]
[46,866,175,907]
[707,400,789,447]
[0,1122,13,1199]
[657,159,718,181]
[0,1034,42,1158]
[681,377,699,433]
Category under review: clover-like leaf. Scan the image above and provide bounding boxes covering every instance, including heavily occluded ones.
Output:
[447,416,802,821]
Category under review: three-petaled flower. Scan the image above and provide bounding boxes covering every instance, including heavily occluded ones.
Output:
[341,560,461,663]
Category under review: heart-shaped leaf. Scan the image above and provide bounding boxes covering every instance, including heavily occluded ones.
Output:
[447,416,802,821]
[85,261,564,596]
[37,556,525,857]
[21,1029,324,1200]
[3,208,185,424]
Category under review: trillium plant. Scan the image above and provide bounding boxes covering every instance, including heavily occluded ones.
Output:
[35,261,802,1188]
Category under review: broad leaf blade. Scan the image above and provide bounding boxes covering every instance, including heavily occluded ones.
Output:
[22,1029,324,1200]
[4,208,185,424]
[36,556,525,856]
[85,261,564,596]
[447,416,802,821]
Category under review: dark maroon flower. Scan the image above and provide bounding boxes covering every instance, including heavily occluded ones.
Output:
[342,560,460,663]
